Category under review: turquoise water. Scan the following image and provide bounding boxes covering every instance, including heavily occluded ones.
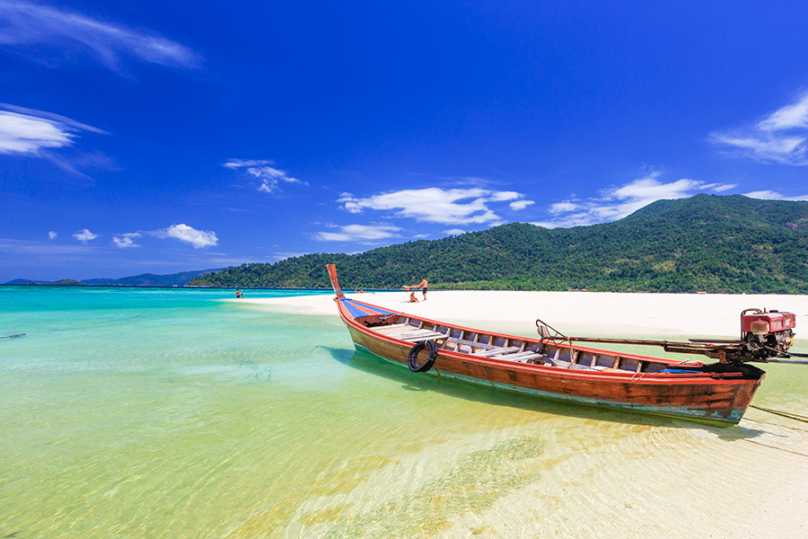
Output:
[3,287,808,538]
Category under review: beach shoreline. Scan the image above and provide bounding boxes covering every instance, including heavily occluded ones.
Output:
[230,289,808,341]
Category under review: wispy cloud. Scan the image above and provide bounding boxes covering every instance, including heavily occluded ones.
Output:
[0,110,72,154]
[444,228,466,236]
[73,229,99,243]
[0,237,95,261]
[0,1,201,71]
[314,223,402,243]
[0,104,105,157]
[48,231,57,240]
[744,190,808,202]
[510,200,534,211]
[533,173,735,229]
[112,232,141,248]
[337,187,534,226]
[710,92,808,165]
[154,224,217,248]
[223,159,306,194]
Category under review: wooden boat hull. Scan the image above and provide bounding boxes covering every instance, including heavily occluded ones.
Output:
[344,322,762,426]
[326,265,764,426]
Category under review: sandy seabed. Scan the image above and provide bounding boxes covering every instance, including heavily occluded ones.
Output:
[233,290,808,538]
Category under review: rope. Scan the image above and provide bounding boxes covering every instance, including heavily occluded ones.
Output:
[750,404,808,424]
[630,371,649,383]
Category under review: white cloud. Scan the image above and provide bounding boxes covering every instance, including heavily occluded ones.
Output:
[224,159,306,193]
[337,187,531,225]
[0,110,72,154]
[0,1,201,70]
[490,191,520,202]
[710,92,808,165]
[0,105,104,155]
[314,224,402,242]
[510,200,534,211]
[701,183,736,193]
[112,232,141,248]
[48,231,57,240]
[154,224,217,249]
[73,229,98,243]
[550,201,579,213]
[757,94,808,131]
[444,229,466,235]
[533,173,736,229]
[744,190,808,202]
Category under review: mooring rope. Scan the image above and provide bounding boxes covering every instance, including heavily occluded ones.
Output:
[750,404,808,424]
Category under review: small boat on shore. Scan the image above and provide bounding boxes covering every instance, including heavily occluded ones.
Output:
[327,265,807,426]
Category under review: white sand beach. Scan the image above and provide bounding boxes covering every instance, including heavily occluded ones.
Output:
[234,289,808,341]
[233,290,808,538]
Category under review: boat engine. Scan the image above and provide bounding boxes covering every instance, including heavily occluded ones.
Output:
[739,308,796,360]
[550,307,807,365]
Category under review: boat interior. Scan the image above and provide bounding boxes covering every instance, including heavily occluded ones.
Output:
[361,313,681,375]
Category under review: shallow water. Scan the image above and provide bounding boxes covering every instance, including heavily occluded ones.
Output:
[2,287,808,538]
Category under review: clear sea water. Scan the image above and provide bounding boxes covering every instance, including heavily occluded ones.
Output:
[2,287,808,538]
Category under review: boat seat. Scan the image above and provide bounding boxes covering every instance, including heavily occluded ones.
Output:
[384,327,438,337]
[570,363,593,370]
[374,323,413,333]
[546,358,572,369]
[492,350,540,361]
[398,330,448,342]
[519,354,547,364]
[473,346,520,357]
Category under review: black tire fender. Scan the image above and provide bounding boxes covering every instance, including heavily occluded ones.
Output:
[407,340,438,373]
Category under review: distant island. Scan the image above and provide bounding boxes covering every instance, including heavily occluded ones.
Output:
[5,269,221,288]
[188,195,808,294]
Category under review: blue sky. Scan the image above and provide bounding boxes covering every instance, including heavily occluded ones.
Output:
[2,1,808,281]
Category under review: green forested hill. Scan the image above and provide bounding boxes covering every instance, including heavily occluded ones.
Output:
[188,195,808,293]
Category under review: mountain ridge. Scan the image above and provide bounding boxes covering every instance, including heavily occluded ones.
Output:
[188,195,808,293]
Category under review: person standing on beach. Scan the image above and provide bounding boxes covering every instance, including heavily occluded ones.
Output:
[411,278,428,301]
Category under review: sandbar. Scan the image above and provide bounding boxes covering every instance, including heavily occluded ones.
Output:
[232,289,808,341]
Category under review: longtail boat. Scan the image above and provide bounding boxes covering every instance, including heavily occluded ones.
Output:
[327,265,808,426]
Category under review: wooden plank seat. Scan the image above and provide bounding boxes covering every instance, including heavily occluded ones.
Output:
[545,358,572,369]
[380,327,437,338]
[492,350,542,361]
[511,353,546,363]
[402,336,446,343]
[373,323,413,333]
[446,337,503,351]
[397,330,449,342]
[473,346,521,357]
